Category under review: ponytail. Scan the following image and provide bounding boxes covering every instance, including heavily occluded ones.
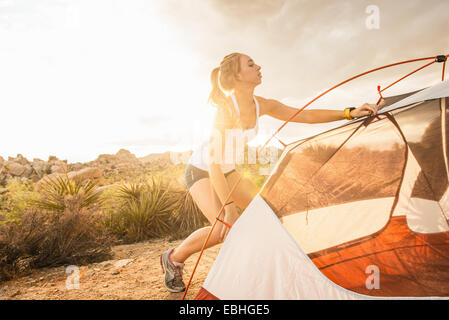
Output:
[208,67,228,108]
[207,53,242,129]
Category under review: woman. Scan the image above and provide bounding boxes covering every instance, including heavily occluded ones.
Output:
[160,52,379,293]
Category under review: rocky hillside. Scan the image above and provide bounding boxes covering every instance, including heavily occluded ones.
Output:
[0,145,282,193]
[0,149,192,191]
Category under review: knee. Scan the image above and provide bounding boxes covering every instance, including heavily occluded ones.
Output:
[210,226,225,244]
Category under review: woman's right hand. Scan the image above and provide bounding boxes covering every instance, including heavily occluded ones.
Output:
[219,204,239,241]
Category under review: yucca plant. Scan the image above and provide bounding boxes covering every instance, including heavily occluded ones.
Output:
[170,189,208,240]
[31,173,104,216]
[107,176,178,243]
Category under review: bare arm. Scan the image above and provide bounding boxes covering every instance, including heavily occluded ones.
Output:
[256,96,379,123]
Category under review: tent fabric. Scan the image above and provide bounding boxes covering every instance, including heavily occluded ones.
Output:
[196,195,360,300]
[195,81,449,299]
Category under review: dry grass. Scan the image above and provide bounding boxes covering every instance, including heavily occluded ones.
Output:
[0,207,113,282]
[169,189,209,240]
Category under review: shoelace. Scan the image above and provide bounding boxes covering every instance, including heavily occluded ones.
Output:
[173,266,184,286]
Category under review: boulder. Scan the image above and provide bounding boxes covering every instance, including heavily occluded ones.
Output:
[50,165,64,174]
[116,149,139,163]
[23,164,33,177]
[31,160,46,176]
[35,167,104,191]
[0,167,7,186]
[7,162,26,176]
[69,167,103,182]
[8,154,29,166]
[114,259,134,269]
[69,162,85,172]
[97,154,116,164]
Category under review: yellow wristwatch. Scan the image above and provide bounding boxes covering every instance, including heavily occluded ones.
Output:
[344,107,356,120]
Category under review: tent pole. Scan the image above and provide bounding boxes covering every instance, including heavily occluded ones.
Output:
[260,54,448,156]
[443,60,447,81]
[441,98,449,182]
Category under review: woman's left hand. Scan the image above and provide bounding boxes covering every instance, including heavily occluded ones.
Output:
[350,102,379,119]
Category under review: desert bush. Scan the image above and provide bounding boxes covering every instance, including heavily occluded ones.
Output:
[105,177,178,243]
[0,175,113,282]
[0,206,113,282]
[0,178,41,225]
[31,173,104,216]
[169,189,209,240]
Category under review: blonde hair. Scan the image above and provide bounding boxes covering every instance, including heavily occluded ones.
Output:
[208,52,242,129]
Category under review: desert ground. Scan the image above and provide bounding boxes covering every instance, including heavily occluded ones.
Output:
[0,238,221,300]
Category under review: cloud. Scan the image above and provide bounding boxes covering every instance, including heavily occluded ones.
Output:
[1,0,448,161]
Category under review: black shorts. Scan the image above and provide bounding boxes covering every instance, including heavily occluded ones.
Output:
[185,163,236,189]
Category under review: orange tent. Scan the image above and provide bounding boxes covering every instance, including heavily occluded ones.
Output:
[195,80,449,299]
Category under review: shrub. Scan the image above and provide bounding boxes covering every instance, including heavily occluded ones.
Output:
[31,173,104,216]
[0,174,113,282]
[105,177,178,243]
[0,206,113,282]
[0,178,41,225]
[169,189,208,240]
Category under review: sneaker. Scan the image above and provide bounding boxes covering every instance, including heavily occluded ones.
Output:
[160,248,186,293]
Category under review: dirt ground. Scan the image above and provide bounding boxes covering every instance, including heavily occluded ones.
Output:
[0,239,222,300]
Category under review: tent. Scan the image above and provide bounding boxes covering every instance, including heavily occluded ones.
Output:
[195,80,449,299]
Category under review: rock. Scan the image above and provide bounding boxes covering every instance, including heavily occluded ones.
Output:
[114,259,134,269]
[0,156,4,166]
[97,154,116,164]
[111,270,120,275]
[30,175,41,183]
[0,174,7,186]
[69,162,84,172]
[23,164,33,177]
[69,167,102,183]
[31,161,45,176]
[7,162,26,176]
[35,167,104,191]
[50,165,64,174]
[10,290,21,298]
[97,260,114,267]
[116,149,138,161]
[7,154,29,165]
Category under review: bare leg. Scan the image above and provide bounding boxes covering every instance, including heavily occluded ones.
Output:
[170,226,222,262]
[170,171,260,264]
[170,178,224,263]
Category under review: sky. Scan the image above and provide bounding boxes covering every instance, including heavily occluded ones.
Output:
[1,0,448,163]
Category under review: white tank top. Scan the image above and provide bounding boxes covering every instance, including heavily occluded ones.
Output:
[188,93,260,173]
